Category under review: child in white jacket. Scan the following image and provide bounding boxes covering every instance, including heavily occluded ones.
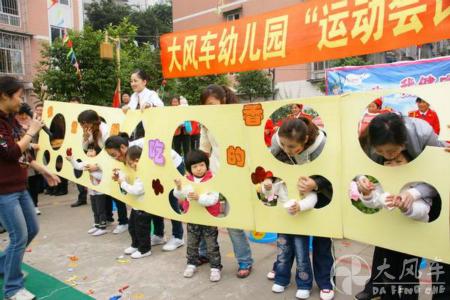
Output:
[112,146,152,259]
[66,144,106,236]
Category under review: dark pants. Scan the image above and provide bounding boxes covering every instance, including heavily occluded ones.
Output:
[105,195,128,225]
[27,175,42,207]
[173,134,190,157]
[190,134,200,150]
[365,247,420,300]
[275,234,334,290]
[129,209,152,253]
[168,190,183,239]
[431,262,450,300]
[91,194,107,229]
[76,184,87,203]
[186,223,221,269]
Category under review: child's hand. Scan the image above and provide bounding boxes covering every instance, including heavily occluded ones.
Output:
[65,156,72,161]
[187,192,199,201]
[112,169,120,181]
[31,143,40,151]
[397,191,414,212]
[122,105,129,114]
[287,202,300,215]
[384,194,396,208]
[297,176,317,194]
[84,164,99,172]
[174,179,182,190]
[356,176,374,196]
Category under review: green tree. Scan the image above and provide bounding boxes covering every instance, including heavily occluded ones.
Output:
[130,4,173,46]
[34,20,162,106]
[85,0,132,30]
[236,70,273,101]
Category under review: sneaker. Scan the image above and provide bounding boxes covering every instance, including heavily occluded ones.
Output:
[92,229,107,236]
[124,246,138,255]
[272,284,286,293]
[162,237,184,251]
[35,208,41,215]
[267,270,275,280]
[151,235,165,246]
[130,250,151,259]
[113,224,128,234]
[296,289,311,299]
[354,289,375,300]
[6,288,36,300]
[87,227,98,234]
[320,289,335,300]
[183,264,196,278]
[210,268,221,282]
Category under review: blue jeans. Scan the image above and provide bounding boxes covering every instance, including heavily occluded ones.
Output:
[0,191,39,298]
[199,228,253,267]
[275,234,334,290]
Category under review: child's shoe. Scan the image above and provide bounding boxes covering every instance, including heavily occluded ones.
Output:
[209,268,221,282]
[151,235,165,246]
[272,284,286,293]
[131,250,151,259]
[296,289,311,299]
[183,264,196,278]
[87,227,98,234]
[124,246,138,255]
[112,224,128,234]
[92,229,107,236]
[267,270,275,280]
[319,289,334,300]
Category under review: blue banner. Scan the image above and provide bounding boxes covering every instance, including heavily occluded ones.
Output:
[325,56,450,115]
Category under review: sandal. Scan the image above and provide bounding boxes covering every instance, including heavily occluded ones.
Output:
[236,263,252,278]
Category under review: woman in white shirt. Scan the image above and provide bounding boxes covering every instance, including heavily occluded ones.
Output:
[122,69,164,113]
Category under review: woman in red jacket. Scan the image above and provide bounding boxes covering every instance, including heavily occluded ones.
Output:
[0,76,59,300]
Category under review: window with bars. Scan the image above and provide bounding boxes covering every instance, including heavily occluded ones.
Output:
[0,0,20,26]
[0,32,25,75]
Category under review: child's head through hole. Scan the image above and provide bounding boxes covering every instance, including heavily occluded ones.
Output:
[185,150,210,180]
[86,143,101,158]
[125,146,142,171]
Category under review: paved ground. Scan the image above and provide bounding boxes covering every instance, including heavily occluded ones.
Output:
[0,183,434,300]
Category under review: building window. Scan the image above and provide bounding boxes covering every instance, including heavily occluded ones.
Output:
[0,32,25,75]
[50,26,65,42]
[224,9,241,22]
[59,0,70,5]
[0,0,20,26]
[311,61,329,80]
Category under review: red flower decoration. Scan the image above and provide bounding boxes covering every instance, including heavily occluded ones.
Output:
[152,179,164,195]
[66,148,72,156]
[251,166,268,184]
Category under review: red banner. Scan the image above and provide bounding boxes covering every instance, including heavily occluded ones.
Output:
[160,0,450,78]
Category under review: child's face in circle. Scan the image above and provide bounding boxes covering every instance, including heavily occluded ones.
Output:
[279,136,305,157]
[383,153,408,167]
[130,73,147,93]
[86,148,97,157]
[374,143,405,161]
[191,161,207,178]
[205,96,222,105]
